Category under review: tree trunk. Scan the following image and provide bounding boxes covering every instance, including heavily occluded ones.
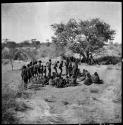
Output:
[80,51,87,63]
[10,58,14,71]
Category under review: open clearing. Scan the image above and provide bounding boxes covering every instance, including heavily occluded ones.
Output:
[2,61,121,124]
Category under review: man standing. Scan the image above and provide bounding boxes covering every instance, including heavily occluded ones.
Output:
[46,59,52,78]
[59,60,64,76]
[43,66,47,77]
[65,58,69,76]
[72,60,79,78]
[68,61,73,77]
[21,65,28,89]
[54,61,59,75]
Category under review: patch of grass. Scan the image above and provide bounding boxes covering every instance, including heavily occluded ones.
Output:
[2,83,20,124]
[2,82,31,124]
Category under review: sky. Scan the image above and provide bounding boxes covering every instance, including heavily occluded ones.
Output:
[2,2,122,43]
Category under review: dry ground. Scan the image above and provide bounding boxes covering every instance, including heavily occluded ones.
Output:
[2,60,122,124]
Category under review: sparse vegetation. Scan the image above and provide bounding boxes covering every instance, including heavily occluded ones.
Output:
[2,18,121,124]
[2,83,19,124]
[95,56,121,65]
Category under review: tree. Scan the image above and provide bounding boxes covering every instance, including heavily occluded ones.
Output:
[31,39,40,49]
[6,41,17,70]
[51,18,116,63]
[2,38,9,44]
[46,39,51,46]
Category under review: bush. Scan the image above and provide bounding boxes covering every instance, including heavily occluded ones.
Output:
[95,56,121,65]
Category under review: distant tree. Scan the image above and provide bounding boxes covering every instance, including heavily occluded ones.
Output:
[51,18,116,62]
[31,39,40,49]
[2,43,6,50]
[23,40,30,46]
[5,41,17,70]
[2,38,9,44]
[46,39,50,46]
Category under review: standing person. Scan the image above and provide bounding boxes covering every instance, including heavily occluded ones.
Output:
[38,60,42,76]
[53,61,59,75]
[40,65,44,76]
[65,58,69,76]
[47,59,52,78]
[43,66,47,77]
[68,61,73,77]
[35,62,39,80]
[59,60,64,76]
[33,62,37,77]
[72,60,79,78]
[21,65,28,89]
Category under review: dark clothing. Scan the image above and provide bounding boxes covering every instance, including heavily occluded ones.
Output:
[43,67,46,77]
[91,74,100,83]
[40,66,44,76]
[21,68,28,89]
[72,62,78,77]
[83,77,93,86]
[59,61,63,75]
[47,62,52,77]
[68,63,73,77]
[54,62,58,74]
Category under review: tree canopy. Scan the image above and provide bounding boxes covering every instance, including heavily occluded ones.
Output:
[51,18,116,61]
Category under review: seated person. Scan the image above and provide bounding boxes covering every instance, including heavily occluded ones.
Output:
[78,69,87,81]
[83,73,93,86]
[49,76,55,86]
[91,72,103,84]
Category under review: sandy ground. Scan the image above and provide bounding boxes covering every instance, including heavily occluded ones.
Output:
[2,61,122,124]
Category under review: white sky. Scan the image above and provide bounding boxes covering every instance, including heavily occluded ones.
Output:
[2,2,122,43]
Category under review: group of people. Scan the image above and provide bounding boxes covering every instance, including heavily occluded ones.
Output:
[21,57,103,89]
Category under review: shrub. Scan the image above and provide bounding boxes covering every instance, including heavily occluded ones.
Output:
[95,56,121,65]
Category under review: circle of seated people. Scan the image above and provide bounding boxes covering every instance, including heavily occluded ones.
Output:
[21,58,104,89]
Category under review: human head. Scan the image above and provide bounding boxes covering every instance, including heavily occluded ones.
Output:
[39,60,42,63]
[87,73,91,78]
[94,72,98,76]
[22,65,26,69]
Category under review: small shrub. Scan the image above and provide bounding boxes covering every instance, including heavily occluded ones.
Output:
[90,88,99,93]
[62,100,69,105]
